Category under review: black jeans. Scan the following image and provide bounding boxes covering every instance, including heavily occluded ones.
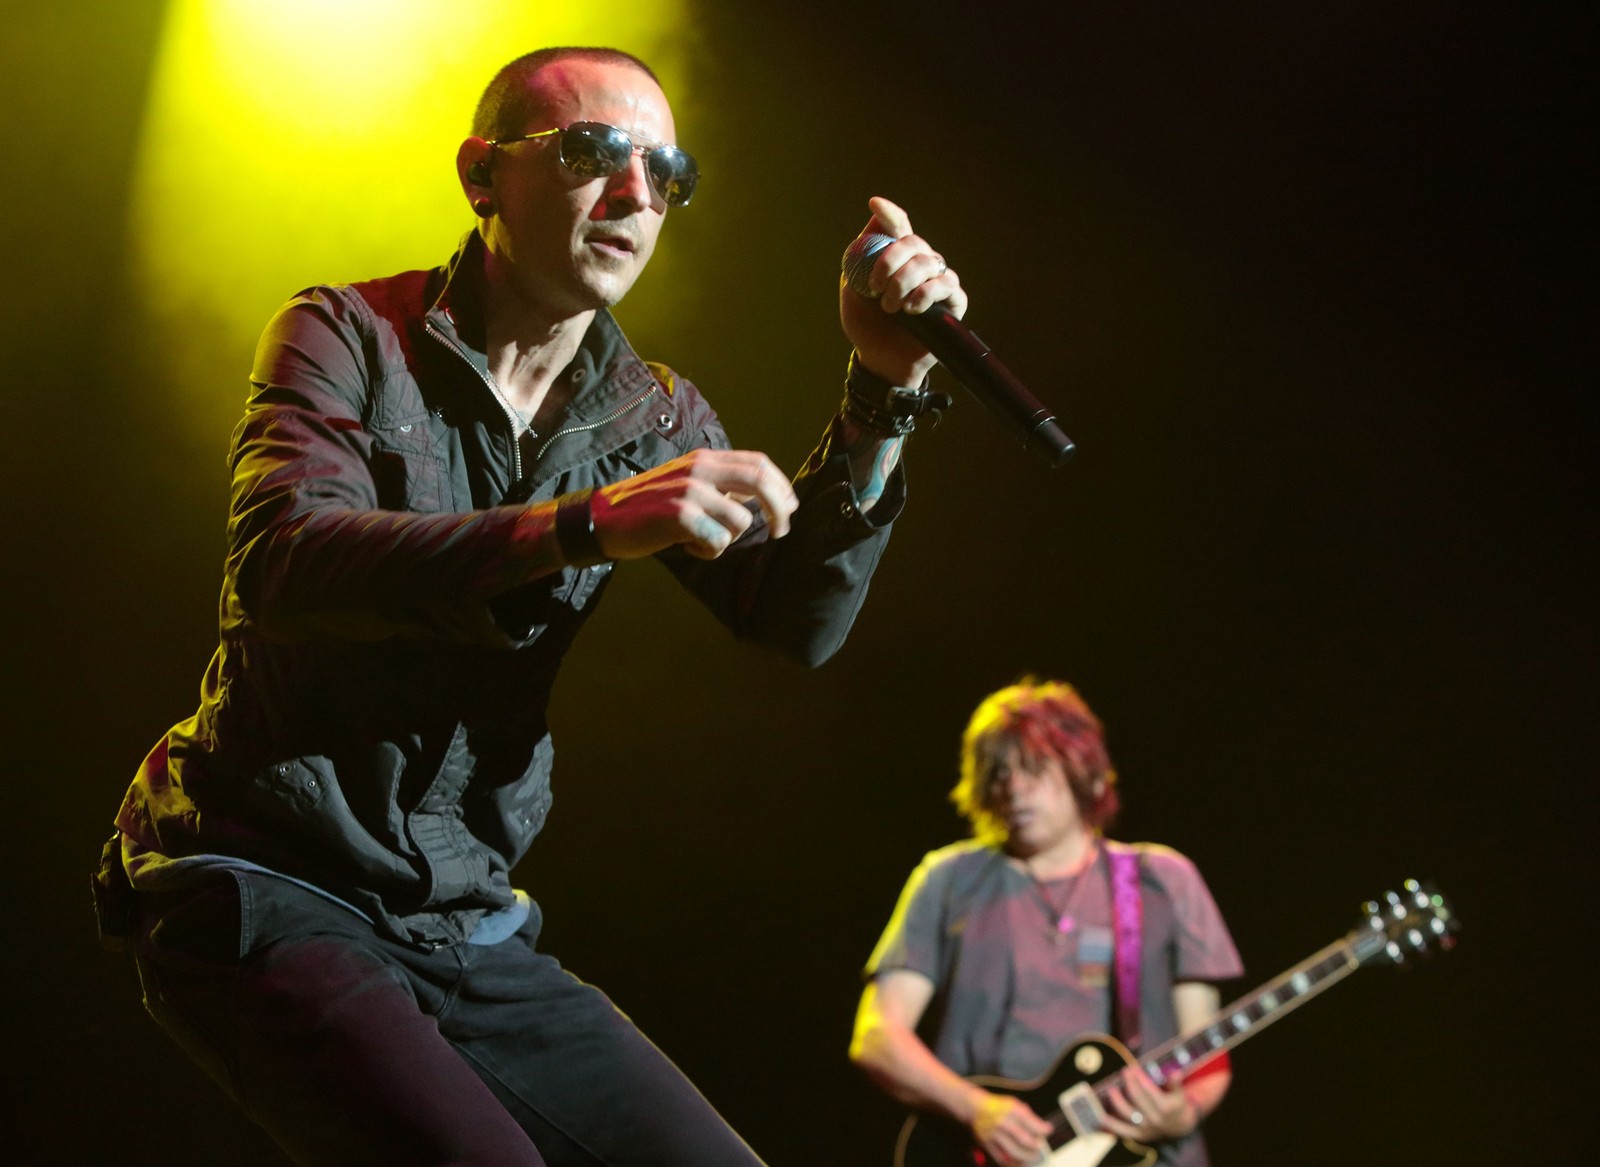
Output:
[132,874,764,1167]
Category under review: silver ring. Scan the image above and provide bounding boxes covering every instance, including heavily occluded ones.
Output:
[933,257,947,276]
[1129,1110,1144,1126]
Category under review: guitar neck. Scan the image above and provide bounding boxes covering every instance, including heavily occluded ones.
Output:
[1112,926,1384,1093]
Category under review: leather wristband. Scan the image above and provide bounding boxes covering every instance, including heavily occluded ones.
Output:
[841,351,948,437]
[553,488,609,567]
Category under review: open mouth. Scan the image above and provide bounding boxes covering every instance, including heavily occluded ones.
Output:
[586,233,637,258]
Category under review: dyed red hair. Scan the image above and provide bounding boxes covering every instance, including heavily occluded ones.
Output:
[950,679,1120,843]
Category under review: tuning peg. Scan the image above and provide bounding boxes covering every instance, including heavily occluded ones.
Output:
[1385,940,1405,964]
[1419,881,1462,937]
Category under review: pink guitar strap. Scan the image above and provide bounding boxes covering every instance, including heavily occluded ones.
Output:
[1106,844,1144,1052]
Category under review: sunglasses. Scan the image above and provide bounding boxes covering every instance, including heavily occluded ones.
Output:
[488,121,699,208]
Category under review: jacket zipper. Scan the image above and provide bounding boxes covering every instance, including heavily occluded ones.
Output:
[533,385,658,462]
[425,321,526,482]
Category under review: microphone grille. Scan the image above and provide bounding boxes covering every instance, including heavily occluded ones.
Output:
[840,232,895,298]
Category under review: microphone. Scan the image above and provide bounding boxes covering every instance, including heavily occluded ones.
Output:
[842,232,1074,467]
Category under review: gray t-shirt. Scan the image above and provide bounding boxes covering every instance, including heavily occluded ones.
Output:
[865,839,1243,1166]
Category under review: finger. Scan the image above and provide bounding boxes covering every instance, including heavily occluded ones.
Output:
[1097,1088,1145,1138]
[998,1129,1043,1165]
[1122,1071,1163,1114]
[896,267,966,319]
[684,488,755,557]
[1123,1062,1157,1091]
[863,233,932,300]
[695,450,797,537]
[690,449,787,496]
[878,249,950,313]
[1149,1082,1194,1127]
[680,511,735,560]
[866,195,912,238]
[1098,1113,1146,1142]
[746,456,797,538]
[994,1125,1037,1159]
[1015,1107,1053,1138]
[989,1143,1020,1167]
[1103,1082,1133,1117]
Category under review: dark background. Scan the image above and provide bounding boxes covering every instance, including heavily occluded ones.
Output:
[6,3,1592,1164]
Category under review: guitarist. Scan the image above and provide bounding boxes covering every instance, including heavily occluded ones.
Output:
[851,679,1244,1166]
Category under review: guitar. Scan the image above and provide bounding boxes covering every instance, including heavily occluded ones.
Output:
[895,879,1458,1167]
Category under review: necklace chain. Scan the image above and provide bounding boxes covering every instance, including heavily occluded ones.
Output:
[1025,850,1098,941]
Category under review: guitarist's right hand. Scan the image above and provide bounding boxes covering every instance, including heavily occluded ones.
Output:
[970,1091,1052,1166]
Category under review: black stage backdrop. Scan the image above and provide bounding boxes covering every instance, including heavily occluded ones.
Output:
[5,4,1590,1164]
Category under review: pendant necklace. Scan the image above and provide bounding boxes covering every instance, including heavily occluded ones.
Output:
[1027,851,1097,944]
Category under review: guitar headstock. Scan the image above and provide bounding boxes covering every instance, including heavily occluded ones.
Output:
[1356,879,1459,967]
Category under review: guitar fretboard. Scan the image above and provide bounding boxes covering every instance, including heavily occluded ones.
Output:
[1103,926,1385,1095]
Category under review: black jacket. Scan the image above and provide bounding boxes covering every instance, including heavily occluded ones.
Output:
[115,234,903,946]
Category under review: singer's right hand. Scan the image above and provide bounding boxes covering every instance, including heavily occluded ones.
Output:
[840,196,967,387]
[589,448,797,561]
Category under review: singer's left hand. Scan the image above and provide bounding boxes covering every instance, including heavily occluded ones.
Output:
[840,196,967,387]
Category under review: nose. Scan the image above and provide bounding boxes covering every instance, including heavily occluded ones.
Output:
[989,768,1025,804]
[604,150,656,215]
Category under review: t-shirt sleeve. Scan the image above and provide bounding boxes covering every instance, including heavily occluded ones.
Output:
[863,851,951,984]
[1149,848,1245,983]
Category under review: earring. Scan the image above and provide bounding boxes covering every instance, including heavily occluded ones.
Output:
[472,197,495,218]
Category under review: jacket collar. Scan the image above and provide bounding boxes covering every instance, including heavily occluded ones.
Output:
[423,230,656,422]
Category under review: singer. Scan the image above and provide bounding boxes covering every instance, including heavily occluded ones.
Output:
[95,46,965,1166]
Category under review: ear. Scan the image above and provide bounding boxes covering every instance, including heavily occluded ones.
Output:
[457,137,495,195]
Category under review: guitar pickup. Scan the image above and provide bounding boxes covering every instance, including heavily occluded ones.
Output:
[1058,1080,1106,1138]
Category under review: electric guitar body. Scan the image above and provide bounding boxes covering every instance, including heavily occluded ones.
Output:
[896,1034,1155,1167]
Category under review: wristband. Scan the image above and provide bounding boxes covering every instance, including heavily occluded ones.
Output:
[553,488,609,567]
[841,351,952,437]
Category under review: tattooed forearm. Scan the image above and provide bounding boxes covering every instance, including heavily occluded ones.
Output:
[845,433,905,513]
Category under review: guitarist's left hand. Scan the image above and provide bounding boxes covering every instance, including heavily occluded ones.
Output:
[1100,1064,1199,1144]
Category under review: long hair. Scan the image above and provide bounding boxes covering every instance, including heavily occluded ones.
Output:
[950,679,1120,844]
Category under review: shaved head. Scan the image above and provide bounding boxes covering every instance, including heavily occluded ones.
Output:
[473,47,660,141]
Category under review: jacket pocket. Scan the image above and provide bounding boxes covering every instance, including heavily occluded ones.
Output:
[369,439,444,510]
[249,757,331,817]
[370,419,448,512]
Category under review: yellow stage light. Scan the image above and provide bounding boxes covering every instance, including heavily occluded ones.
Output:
[129,0,694,441]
